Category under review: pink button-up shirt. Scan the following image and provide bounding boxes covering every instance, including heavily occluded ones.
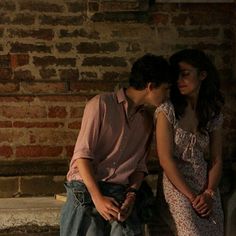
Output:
[67,88,153,185]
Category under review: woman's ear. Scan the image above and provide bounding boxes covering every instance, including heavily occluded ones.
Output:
[200,71,207,81]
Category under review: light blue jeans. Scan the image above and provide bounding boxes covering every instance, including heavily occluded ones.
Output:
[60,181,142,236]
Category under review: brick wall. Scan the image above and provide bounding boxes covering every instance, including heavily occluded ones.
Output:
[0,0,235,197]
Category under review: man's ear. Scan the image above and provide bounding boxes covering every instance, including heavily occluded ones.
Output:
[147,82,154,91]
[200,71,207,81]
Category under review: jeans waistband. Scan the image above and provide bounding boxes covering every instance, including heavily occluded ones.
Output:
[66,180,126,205]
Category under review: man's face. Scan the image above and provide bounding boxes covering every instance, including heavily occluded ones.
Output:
[146,83,170,107]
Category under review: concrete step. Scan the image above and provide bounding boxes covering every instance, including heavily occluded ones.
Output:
[0,197,64,235]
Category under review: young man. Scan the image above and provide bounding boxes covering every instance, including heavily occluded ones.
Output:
[60,54,171,236]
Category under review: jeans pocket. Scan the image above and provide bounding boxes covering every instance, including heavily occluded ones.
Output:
[72,188,93,208]
[72,189,84,207]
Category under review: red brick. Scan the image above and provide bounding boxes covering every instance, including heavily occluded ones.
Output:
[20,1,64,12]
[91,11,149,23]
[189,13,232,25]
[59,69,79,81]
[33,56,76,67]
[153,13,169,25]
[70,81,117,93]
[66,2,87,12]
[192,42,231,51]
[82,56,127,67]
[0,1,16,11]
[56,43,72,52]
[0,105,47,119]
[171,14,189,26]
[0,13,11,24]
[81,72,97,80]
[16,145,63,158]
[11,42,51,53]
[39,15,84,26]
[178,3,233,13]
[38,95,88,103]
[20,82,66,94]
[65,146,75,158]
[0,121,12,128]
[68,121,81,129]
[88,2,99,12]
[0,54,10,67]
[70,107,84,118]
[0,28,3,37]
[36,130,77,145]
[13,121,64,128]
[11,13,35,25]
[102,71,129,81]
[8,28,54,40]
[0,130,24,143]
[0,68,12,80]
[100,2,142,12]
[0,96,34,103]
[14,70,35,81]
[39,68,57,79]
[59,29,99,39]
[10,54,29,68]
[0,146,13,158]
[76,42,119,54]
[48,106,67,118]
[177,27,219,38]
[0,82,19,93]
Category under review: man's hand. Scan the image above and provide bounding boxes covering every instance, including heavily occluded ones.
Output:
[118,192,136,222]
[92,195,120,221]
[192,193,213,218]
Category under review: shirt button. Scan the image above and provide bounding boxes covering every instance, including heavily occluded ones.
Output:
[113,162,116,166]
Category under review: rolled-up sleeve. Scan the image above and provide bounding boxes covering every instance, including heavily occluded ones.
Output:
[70,96,102,166]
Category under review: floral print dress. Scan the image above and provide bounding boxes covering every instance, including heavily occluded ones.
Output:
[155,101,224,236]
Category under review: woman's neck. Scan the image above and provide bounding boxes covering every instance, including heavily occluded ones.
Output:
[185,92,199,111]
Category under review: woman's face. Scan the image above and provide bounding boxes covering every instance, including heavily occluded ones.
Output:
[177,62,206,97]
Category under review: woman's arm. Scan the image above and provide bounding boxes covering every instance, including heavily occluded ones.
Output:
[191,128,222,217]
[207,128,223,191]
[156,112,196,202]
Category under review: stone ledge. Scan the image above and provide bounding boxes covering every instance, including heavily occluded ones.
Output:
[0,160,69,176]
[0,197,63,231]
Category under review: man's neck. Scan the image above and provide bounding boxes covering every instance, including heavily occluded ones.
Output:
[125,87,145,107]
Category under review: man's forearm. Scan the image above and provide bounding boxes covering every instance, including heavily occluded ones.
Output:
[76,158,102,201]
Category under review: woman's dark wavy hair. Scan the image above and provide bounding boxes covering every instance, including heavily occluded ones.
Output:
[169,49,225,132]
[129,53,171,90]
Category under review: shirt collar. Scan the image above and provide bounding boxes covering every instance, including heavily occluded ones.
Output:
[116,88,127,104]
[116,88,145,112]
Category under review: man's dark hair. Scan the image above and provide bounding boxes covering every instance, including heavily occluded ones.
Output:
[129,54,170,90]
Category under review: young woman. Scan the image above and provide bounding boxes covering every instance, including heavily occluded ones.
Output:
[155,49,225,235]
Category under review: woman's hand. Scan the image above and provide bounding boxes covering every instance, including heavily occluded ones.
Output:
[191,193,213,218]
[93,195,120,221]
